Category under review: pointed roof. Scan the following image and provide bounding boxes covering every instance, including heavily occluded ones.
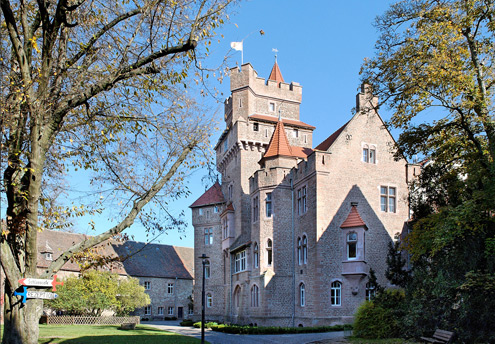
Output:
[190,181,225,208]
[268,61,284,83]
[341,205,367,229]
[315,120,350,151]
[263,120,293,158]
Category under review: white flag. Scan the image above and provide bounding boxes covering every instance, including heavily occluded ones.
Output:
[231,41,243,51]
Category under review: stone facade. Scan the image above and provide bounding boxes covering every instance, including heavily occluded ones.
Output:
[190,63,418,327]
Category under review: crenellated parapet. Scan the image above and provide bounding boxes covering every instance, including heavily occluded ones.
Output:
[230,63,302,104]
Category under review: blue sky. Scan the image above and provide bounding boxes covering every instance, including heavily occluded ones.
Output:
[83,0,397,247]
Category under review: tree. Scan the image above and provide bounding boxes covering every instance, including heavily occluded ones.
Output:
[385,240,410,288]
[0,0,234,343]
[46,271,150,316]
[361,0,495,340]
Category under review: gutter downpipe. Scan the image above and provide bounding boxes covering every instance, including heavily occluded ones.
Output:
[291,177,295,327]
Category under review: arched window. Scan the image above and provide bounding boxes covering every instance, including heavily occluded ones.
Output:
[251,285,259,307]
[297,237,302,265]
[366,282,376,301]
[266,239,273,266]
[204,260,210,279]
[300,283,306,307]
[302,235,308,264]
[331,281,341,306]
[234,286,241,308]
[206,293,213,308]
[253,242,259,268]
[347,232,357,260]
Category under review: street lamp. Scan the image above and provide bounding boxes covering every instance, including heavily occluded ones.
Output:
[199,253,209,344]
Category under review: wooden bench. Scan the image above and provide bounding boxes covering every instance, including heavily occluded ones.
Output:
[120,322,136,330]
[421,329,455,343]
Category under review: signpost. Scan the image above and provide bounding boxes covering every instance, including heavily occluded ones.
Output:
[18,275,63,291]
[14,286,58,304]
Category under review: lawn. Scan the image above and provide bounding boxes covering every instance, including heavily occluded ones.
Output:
[1,325,203,344]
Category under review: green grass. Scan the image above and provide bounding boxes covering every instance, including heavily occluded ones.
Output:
[2,324,202,344]
[349,337,419,344]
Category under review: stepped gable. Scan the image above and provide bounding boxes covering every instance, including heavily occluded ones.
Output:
[268,61,284,83]
[315,120,350,151]
[249,114,315,130]
[263,120,293,158]
[341,205,367,229]
[190,181,224,208]
[112,241,194,279]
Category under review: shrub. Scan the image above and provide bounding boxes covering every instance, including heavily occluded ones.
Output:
[180,319,195,326]
[353,289,405,339]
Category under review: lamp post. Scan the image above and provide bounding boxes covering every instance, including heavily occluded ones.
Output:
[199,253,209,344]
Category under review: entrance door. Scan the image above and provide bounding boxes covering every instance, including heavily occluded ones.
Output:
[178,307,183,319]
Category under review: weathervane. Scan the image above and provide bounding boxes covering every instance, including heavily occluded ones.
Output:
[272,48,278,62]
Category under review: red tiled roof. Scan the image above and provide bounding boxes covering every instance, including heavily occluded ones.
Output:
[341,206,367,229]
[315,121,350,151]
[292,146,314,158]
[190,181,225,208]
[264,120,293,158]
[268,61,284,83]
[249,114,315,130]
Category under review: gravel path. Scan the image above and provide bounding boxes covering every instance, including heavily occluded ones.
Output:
[142,321,348,344]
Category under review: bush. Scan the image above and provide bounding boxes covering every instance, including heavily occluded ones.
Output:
[180,320,195,326]
[191,323,351,334]
[353,289,405,339]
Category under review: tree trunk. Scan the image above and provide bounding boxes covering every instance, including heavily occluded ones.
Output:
[2,285,42,344]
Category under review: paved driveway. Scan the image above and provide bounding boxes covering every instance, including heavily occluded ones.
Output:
[142,321,347,344]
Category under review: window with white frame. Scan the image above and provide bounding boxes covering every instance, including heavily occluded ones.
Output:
[363,144,376,163]
[293,129,299,138]
[380,186,396,213]
[167,283,174,294]
[347,232,357,260]
[253,196,259,222]
[266,239,273,266]
[297,187,307,215]
[205,260,210,278]
[302,235,308,264]
[253,243,259,268]
[214,206,219,213]
[369,147,376,163]
[206,293,212,308]
[204,228,213,245]
[297,237,302,265]
[251,285,259,307]
[144,305,151,315]
[45,252,53,261]
[157,306,164,315]
[366,282,376,301]
[331,281,341,306]
[168,306,174,315]
[144,281,151,290]
[265,193,272,217]
[300,283,306,307]
[363,146,369,163]
[269,102,275,112]
[235,250,247,272]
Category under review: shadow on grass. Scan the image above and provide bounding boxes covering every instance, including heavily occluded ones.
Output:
[40,334,201,344]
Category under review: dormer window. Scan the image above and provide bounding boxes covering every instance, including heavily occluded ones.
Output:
[347,232,357,260]
[45,252,53,261]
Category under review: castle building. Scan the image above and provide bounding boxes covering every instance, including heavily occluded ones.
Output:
[190,62,417,326]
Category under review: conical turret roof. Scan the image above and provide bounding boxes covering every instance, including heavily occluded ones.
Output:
[263,119,293,158]
[268,61,284,83]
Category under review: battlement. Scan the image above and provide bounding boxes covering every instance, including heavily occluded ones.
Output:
[230,63,302,103]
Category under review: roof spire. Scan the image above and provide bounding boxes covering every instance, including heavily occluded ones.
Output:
[268,55,284,83]
[272,48,278,63]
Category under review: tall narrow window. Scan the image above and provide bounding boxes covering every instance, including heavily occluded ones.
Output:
[265,193,272,217]
[297,189,302,215]
[144,305,151,315]
[300,283,306,307]
[234,286,241,307]
[266,239,273,266]
[331,281,342,306]
[204,228,213,245]
[253,196,259,222]
[297,237,302,265]
[205,260,210,279]
[228,185,233,200]
[158,307,164,315]
[302,186,307,213]
[251,285,259,307]
[168,306,174,315]
[253,122,259,131]
[369,148,376,164]
[144,281,151,290]
[167,283,174,294]
[253,243,259,268]
[235,250,246,272]
[302,235,308,264]
[269,102,275,112]
[347,232,357,259]
[293,129,299,138]
[380,186,396,213]
[363,147,369,163]
[206,293,212,308]
[366,282,376,301]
